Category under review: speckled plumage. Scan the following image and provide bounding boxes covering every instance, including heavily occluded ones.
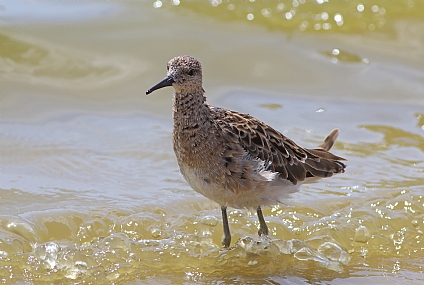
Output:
[146,55,346,248]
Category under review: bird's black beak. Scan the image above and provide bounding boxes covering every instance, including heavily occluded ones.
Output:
[146,76,175,95]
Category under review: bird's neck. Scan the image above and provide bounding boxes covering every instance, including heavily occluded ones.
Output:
[172,89,211,127]
[172,89,224,172]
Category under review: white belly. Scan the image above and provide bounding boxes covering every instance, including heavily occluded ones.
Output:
[179,164,301,209]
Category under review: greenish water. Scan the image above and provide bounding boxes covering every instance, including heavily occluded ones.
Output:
[1,1,423,284]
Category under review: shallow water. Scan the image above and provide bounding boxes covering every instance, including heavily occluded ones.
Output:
[1,1,424,284]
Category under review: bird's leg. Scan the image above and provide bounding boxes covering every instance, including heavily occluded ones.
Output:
[257,206,269,236]
[221,206,231,248]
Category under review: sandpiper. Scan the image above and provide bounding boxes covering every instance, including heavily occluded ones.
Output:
[146,55,346,248]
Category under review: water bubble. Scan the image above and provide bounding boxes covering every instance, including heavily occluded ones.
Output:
[371,5,379,12]
[354,225,371,243]
[334,14,342,22]
[235,236,278,256]
[261,8,272,18]
[299,21,309,31]
[293,246,316,261]
[323,23,332,30]
[334,13,344,26]
[273,239,293,254]
[317,242,351,265]
[294,246,344,272]
[35,242,61,269]
[151,228,162,238]
[64,259,88,280]
[287,239,310,254]
[248,260,258,265]
[277,3,285,11]
[285,12,293,20]
[201,215,218,227]
[99,233,132,251]
[211,0,222,7]
[153,0,162,8]
[227,4,235,10]
[321,12,329,21]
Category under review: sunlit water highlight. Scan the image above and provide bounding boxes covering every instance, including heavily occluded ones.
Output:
[1,0,423,284]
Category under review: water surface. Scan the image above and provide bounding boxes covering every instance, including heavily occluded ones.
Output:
[1,1,424,284]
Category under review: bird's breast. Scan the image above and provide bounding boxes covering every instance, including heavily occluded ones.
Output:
[172,124,224,169]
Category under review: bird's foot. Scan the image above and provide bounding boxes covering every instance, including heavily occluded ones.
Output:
[221,234,231,249]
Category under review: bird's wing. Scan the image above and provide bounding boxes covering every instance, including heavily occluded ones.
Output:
[210,106,346,185]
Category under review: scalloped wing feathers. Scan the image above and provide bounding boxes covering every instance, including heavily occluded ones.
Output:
[210,106,346,185]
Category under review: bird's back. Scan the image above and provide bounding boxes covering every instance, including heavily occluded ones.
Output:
[209,106,346,185]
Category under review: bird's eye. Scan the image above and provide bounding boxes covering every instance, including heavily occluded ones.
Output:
[167,64,170,71]
[188,69,195,76]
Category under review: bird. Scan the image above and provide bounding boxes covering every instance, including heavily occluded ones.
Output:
[146,55,346,248]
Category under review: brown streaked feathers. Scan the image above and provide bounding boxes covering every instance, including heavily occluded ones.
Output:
[211,106,345,185]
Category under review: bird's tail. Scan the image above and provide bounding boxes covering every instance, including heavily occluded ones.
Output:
[301,128,346,181]
[317,128,339,151]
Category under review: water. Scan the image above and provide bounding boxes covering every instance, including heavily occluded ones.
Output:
[1,1,424,284]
